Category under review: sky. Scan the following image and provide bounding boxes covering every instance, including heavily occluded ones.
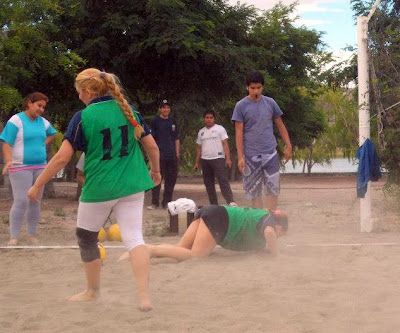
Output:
[227,0,358,62]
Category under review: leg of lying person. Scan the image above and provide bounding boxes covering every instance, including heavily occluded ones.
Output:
[176,218,201,249]
[149,219,216,261]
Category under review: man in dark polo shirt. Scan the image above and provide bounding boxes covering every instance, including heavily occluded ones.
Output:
[147,100,180,209]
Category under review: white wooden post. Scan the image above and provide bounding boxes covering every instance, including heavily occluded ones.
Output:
[357,16,372,232]
[357,0,382,232]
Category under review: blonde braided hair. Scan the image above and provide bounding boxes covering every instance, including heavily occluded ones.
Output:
[75,68,144,140]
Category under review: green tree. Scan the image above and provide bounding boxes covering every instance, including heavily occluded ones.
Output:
[0,0,84,125]
[0,0,84,187]
[1,0,329,178]
[54,0,327,170]
[317,88,359,156]
[293,88,359,174]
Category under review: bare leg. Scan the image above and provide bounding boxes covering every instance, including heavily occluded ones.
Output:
[68,259,101,301]
[252,195,264,209]
[266,194,278,211]
[149,244,193,261]
[190,220,217,257]
[150,219,216,261]
[117,220,202,262]
[177,219,201,248]
[129,245,152,312]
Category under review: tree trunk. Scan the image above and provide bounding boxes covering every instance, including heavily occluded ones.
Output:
[370,54,386,150]
[75,183,82,201]
[65,154,78,182]
[43,182,56,198]
[229,153,240,181]
[306,144,314,175]
[307,160,313,174]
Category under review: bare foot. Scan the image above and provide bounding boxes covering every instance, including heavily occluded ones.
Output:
[67,289,99,302]
[139,297,153,312]
[7,238,18,246]
[27,236,39,245]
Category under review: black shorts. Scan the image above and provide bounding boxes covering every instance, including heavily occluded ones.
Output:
[194,205,229,244]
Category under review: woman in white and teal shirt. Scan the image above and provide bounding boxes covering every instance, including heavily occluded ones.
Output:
[0,92,56,245]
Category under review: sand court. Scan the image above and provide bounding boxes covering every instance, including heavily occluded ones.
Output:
[1,175,400,332]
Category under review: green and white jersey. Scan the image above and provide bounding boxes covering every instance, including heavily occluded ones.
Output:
[64,96,154,202]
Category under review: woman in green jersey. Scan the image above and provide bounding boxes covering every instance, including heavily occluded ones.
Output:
[121,205,288,262]
[28,68,160,311]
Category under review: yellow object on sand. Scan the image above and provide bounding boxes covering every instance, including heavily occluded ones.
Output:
[98,243,106,260]
[97,227,108,242]
[108,223,122,242]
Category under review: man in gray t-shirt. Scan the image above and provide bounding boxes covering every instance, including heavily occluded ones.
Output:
[232,71,292,211]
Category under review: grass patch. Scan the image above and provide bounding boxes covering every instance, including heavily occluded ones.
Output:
[54,207,66,217]
[145,220,170,237]
[1,214,9,225]
[383,183,400,213]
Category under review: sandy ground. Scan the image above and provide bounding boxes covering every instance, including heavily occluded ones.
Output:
[1,174,400,332]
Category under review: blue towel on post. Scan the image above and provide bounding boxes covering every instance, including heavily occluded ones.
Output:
[356,138,382,198]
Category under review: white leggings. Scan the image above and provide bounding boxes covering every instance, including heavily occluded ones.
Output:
[77,192,145,251]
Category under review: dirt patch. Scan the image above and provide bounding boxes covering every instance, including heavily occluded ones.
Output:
[0,174,396,244]
[2,174,400,332]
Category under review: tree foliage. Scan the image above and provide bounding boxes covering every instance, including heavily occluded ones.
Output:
[351,0,400,182]
[1,0,329,175]
[53,1,326,144]
[291,88,358,174]
[0,0,84,125]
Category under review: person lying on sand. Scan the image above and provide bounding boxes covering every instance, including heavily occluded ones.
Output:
[120,205,288,262]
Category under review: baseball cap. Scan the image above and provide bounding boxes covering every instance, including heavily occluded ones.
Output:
[159,99,170,107]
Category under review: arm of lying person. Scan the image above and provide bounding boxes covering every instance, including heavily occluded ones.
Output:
[264,226,279,256]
